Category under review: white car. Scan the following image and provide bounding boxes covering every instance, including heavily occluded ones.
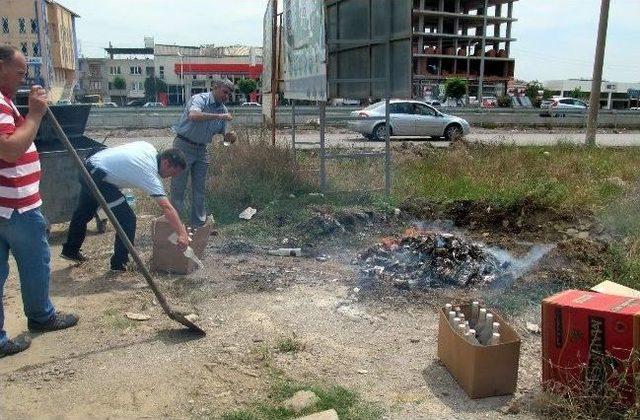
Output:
[240,102,261,107]
[546,97,588,117]
[348,99,471,141]
[142,102,166,108]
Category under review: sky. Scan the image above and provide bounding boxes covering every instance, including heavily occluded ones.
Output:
[57,0,639,83]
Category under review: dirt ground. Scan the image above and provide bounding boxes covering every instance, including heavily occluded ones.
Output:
[0,200,609,419]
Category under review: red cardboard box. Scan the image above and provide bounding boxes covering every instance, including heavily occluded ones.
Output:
[542,290,640,403]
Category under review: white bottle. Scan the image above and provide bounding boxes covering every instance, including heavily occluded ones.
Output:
[457,324,466,337]
[464,320,470,333]
[448,311,457,326]
[475,308,487,335]
[445,303,453,313]
[489,332,501,345]
[479,314,495,344]
[466,329,479,345]
[168,232,204,270]
[459,313,466,325]
[470,301,480,328]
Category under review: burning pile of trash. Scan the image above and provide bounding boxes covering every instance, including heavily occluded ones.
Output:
[357,229,511,289]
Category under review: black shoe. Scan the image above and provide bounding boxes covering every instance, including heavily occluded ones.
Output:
[60,251,88,264]
[28,312,79,333]
[0,336,31,358]
[110,263,127,272]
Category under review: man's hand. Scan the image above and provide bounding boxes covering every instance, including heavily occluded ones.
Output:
[28,85,48,119]
[218,113,233,121]
[176,230,190,252]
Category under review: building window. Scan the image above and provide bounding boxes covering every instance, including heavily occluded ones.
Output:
[2,17,8,34]
[159,66,165,79]
[89,65,101,77]
[109,66,121,75]
[90,81,101,90]
[18,18,25,34]
[20,42,28,55]
[130,66,141,75]
[30,18,38,34]
[32,42,39,56]
[146,66,154,76]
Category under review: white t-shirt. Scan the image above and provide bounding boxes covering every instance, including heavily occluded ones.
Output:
[88,141,166,197]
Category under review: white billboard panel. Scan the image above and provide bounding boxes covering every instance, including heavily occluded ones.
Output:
[282,0,327,101]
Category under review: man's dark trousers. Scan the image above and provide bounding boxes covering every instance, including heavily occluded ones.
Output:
[62,163,136,270]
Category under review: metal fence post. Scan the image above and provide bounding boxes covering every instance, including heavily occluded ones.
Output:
[319,101,327,192]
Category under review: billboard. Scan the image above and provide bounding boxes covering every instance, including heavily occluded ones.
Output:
[326,0,412,100]
[282,0,327,101]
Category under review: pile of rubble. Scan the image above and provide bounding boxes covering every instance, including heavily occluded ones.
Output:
[357,231,510,289]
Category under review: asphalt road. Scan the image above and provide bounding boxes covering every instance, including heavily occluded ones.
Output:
[106,130,640,149]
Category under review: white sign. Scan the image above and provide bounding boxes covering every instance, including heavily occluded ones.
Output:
[282,0,327,101]
[262,0,274,94]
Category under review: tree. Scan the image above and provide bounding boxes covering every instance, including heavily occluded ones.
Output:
[113,76,126,90]
[236,78,258,101]
[525,80,544,101]
[497,95,512,108]
[444,77,467,102]
[570,86,588,100]
[144,76,168,101]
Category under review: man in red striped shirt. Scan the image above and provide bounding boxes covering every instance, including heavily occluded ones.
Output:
[0,45,78,358]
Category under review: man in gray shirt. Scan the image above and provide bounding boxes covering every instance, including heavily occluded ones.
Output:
[171,78,234,227]
[62,142,191,271]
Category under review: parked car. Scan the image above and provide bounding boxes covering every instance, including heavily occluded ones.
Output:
[630,107,640,111]
[126,99,146,107]
[240,102,261,107]
[481,96,498,108]
[348,99,470,141]
[424,99,442,107]
[95,101,118,108]
[544,97,588,117]
[142,102,166,108]
[56,99,72,105]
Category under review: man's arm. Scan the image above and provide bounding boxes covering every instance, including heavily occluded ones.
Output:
[155,197,190,251]
[187,110,233,122]
[0,86,47,162]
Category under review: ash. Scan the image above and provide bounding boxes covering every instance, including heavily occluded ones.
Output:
[357,232,511,289]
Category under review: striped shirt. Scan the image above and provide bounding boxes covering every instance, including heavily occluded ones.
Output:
[0,91,42,218]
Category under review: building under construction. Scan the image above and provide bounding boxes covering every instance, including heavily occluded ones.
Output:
[411,0,517,101]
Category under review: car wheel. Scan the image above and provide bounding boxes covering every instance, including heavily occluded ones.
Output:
[444,124,463,142]
[373,124,391,142]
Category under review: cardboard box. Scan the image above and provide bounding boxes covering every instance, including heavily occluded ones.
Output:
[590,280,640,299]
[541,290,640,404]
[150,216,212,274]
[437,305,521,398]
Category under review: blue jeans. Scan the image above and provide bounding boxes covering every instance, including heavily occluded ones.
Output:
[170,137,209,227]
[0,208,55,347]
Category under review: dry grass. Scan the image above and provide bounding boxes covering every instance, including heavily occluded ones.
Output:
[534,352,640,420]
[395,142,640,211]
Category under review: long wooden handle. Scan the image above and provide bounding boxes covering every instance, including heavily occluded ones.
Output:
[45,108,174,315]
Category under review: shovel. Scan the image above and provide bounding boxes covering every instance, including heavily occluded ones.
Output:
[46,108,206,335]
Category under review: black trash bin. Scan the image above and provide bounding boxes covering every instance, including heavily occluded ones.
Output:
[16,104,107,230]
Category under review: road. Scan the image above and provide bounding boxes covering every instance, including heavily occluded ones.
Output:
[102,129,640,149]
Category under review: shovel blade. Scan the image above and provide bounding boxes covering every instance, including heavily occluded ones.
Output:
[169,311,206,335]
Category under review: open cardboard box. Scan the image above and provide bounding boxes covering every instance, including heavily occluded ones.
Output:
[150,216,213,275]
[437,304,521,398]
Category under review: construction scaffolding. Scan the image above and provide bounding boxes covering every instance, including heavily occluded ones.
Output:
[412,0,518,101]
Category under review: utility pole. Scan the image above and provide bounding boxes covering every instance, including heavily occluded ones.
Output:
[586,0,611,147]
[477,0,488,107]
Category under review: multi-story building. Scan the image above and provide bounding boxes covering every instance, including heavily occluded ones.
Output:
[0,0,79,102]
[412,0,517,100]
[155,43,263,105]
[76,57,107,102]
[78,40,263,105]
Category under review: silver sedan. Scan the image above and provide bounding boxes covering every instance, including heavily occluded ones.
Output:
[348,100,471,141]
